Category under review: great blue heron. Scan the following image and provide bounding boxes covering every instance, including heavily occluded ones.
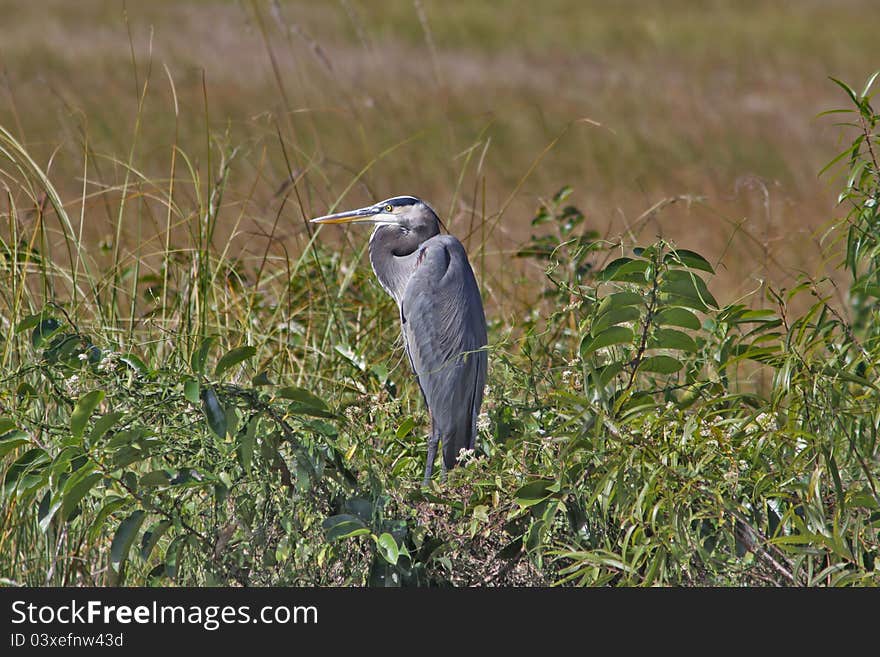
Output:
[311,196,487,486]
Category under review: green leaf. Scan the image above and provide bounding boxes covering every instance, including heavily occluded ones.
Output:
[553,185,573,203]
[38,491,62,533]
[322,514,370,541]
[70,390,105,441]
[530,207,554,226]
[252,371,273,386]
[599,292,644,311]
[224,406,239,438]
[820,141,860,177]
[238,415,258,472]
[852,284,880,299]
[110,510,147,572]
[594,360,625,387]
[829,76,859,105]
[0,417,18,435]
[139,470,172,488]
[87,497,128,543]
[106,427,144,448]
[650,328,698,353]
[654,307,701,330]
[665,249,715,273]
[277,386,327,407]
[597,258,652,283]
[737,309,778,321]
[304,419,338,438]
[659,284,712,311]
[191,336,216,375]
[473,504,490,523]
[515,479,556,507]
[371,362,390,384]
[639,355,683,374]
[4,448,49,494]
[183,379,200,405]
[660,270,718,308]
[820,365,876,390]
[31,317,62,348]
[375,532,399,566]
[215,345,257,377]
[47,446,79,482]
[395,417,416,439]
[61,468,103,521]
[525,519,546,552]
[593,306,641,334]
[278,386,333,418]
[334,344,366,372]
[201,387,227,438]
[860,70,879,98]
[596,257,632,281]
[580,326,634,356]
[659,293,709,313]
[343,498,374,524]
[0,419,28,457]
[16,312,51,334]
[0,432,28,458]
[163,535,187,579]
[140,520,171,562]
[87,411,125,443]
[43,333,78,365]
[119,353,149,375]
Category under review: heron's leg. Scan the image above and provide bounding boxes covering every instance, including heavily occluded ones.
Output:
[423,433,439,488]
[440,461,448,484]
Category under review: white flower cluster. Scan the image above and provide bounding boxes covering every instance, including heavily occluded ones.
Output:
[745,411,777,435]
[343,405,361,423]
[699,414,724,438]
[476,411,491,433]
[456,447,477,465]
[343,392,401,426]
[97,351,119,373]
[64,375,81,396]
[755,412,777,430]
[482,385,497,412]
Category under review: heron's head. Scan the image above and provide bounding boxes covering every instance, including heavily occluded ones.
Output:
[310,195,441,238]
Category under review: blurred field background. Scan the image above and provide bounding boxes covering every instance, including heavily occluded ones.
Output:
[3,0,880,319]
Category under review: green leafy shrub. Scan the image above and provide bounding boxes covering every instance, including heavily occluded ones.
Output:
[1,74,878,586]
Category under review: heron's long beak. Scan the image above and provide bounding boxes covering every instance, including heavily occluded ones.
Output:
[310,205,383,224]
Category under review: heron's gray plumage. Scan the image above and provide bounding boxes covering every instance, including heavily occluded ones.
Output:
[402,235,487,473]
[311,196,487,486]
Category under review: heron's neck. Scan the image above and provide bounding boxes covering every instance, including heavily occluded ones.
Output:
[368,226,420,306]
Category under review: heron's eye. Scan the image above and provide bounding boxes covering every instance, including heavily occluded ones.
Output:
[384,204,393,212]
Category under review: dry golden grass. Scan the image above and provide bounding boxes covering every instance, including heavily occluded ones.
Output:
[2,0,879,319]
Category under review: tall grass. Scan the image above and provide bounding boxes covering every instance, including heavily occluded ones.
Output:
[1,69,878,586]
[0,124,387,584]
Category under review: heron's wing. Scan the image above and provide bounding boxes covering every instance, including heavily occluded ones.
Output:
[400,235,488,469]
